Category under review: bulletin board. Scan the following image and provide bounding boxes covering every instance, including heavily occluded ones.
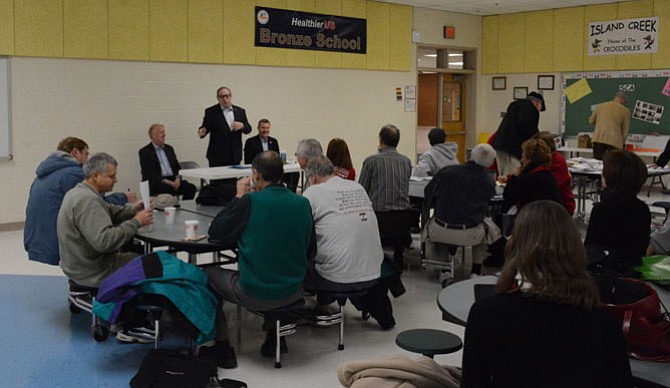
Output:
[561,70,670,136]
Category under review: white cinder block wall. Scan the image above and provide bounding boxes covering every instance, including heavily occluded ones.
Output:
[1,57,416,224]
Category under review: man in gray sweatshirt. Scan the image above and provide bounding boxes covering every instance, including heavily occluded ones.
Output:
[57,152,153,288]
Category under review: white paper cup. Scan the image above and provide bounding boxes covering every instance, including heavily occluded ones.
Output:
[185,220,199,239]
[164,207,176,224]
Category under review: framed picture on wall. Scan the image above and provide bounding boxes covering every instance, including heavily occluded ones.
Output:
[513,87,528,100]
[492,76,506,90]
[538,75,555,90]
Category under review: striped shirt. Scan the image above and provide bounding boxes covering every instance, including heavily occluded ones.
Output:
[359,147,412,212]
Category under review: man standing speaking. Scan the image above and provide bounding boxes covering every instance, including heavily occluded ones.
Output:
[198,86,252,167]
[589,91,630,160]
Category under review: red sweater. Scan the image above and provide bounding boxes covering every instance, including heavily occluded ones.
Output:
[550,152,576,215]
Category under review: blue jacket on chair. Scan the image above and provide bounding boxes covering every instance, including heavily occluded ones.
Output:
[92,251,219,344]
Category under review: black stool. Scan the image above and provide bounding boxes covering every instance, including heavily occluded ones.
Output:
[395,328,463,358]
[67,280,109,341]
[252,299,305,368]
[315,289,368,350]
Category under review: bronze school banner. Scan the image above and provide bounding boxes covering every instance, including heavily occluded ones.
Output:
[255,7,366,54]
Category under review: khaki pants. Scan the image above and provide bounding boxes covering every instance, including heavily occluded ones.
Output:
[495,150,521,176]
[421,217,501,266]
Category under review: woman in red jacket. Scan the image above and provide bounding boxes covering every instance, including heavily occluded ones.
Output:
[534,131,576,215]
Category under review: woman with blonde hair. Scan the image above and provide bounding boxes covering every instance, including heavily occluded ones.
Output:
[461,200,631,387]
[502,138,560,211]
[326,138,356,180]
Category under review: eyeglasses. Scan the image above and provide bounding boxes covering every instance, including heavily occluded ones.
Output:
[217,94,232,99]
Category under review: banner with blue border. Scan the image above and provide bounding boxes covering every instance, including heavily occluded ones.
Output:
[255,6,367,54]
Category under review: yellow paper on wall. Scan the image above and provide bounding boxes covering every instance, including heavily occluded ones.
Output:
[565,78,592,104]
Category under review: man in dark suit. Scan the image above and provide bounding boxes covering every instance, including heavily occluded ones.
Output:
[244,118,279,164]
[197,86,252,167]
[139,123,197,200]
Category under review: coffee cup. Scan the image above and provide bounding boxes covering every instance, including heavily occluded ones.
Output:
[164,207,176,224]
[185,220,199,239]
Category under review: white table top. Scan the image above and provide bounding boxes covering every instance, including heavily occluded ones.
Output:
[179,162,301,181]
[559,147,658,158]
[568,157,670,176]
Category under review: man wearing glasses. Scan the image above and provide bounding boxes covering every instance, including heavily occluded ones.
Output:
[198,86,252,167]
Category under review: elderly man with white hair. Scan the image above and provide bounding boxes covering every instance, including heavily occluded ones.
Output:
[422,143,501,277]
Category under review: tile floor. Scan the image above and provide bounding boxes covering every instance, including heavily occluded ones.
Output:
[0,229,464,388]
[2,186,669,387]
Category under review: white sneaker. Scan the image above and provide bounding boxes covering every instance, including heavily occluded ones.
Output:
[115,329,154,344]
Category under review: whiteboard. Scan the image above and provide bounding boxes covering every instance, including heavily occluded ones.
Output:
[0,58,10,160]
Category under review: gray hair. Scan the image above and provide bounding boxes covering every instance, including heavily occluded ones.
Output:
[304,155,335,179]
[83,152,117,179]
[296,138,323,160]
[470,143,496,168]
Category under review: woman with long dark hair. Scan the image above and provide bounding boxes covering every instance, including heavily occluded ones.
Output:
[461,200,631,388]
[326,138,356,180]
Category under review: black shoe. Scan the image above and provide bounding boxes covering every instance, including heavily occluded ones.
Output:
[260,333,288,358]
[199,340,238,369]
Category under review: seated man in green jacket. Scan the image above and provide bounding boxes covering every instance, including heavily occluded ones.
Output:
[202,151,314,368]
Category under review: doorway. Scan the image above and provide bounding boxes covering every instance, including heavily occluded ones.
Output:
[417,72,467,163]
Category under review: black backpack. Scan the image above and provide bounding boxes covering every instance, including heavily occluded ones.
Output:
[195,184,236,206]
[130,349,215,388]
[130,349,247,388]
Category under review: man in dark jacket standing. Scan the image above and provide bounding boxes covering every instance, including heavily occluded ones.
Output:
[197,86,252,167]
[492,91,545,176]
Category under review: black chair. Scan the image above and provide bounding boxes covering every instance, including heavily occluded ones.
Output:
[652,201,670,222]
[179,160,205,190]
[314,289,368,350]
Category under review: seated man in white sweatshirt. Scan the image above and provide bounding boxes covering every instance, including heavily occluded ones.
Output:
[302,156,383,301]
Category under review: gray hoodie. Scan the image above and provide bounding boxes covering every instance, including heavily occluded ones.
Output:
[412,142,459,177]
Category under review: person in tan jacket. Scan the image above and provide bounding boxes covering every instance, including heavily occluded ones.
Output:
[589,91,631,160]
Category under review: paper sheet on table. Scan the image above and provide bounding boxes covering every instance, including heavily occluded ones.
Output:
[565,78,592,104]
[140,180,151,210]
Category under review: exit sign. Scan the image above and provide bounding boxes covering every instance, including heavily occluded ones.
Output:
[444,26,455,39]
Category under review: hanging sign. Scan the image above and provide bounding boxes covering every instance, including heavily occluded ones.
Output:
[588,17,659,56]
[255,7,367,54]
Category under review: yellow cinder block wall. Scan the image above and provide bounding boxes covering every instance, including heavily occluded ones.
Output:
[483,0,670,74]
[1,0,411,72]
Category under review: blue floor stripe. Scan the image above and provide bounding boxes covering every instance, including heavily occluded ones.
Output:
[0,274,151,387]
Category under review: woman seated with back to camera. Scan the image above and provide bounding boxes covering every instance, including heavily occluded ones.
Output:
[501,138,561,211]
[326,138,356,180]
[461,200,631,388]
[584,149,650,275]
[533,131,576,215]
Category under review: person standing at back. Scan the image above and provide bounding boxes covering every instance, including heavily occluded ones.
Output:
[197,86,252,167]
[492,92,545,176]
[589,91,631,160]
